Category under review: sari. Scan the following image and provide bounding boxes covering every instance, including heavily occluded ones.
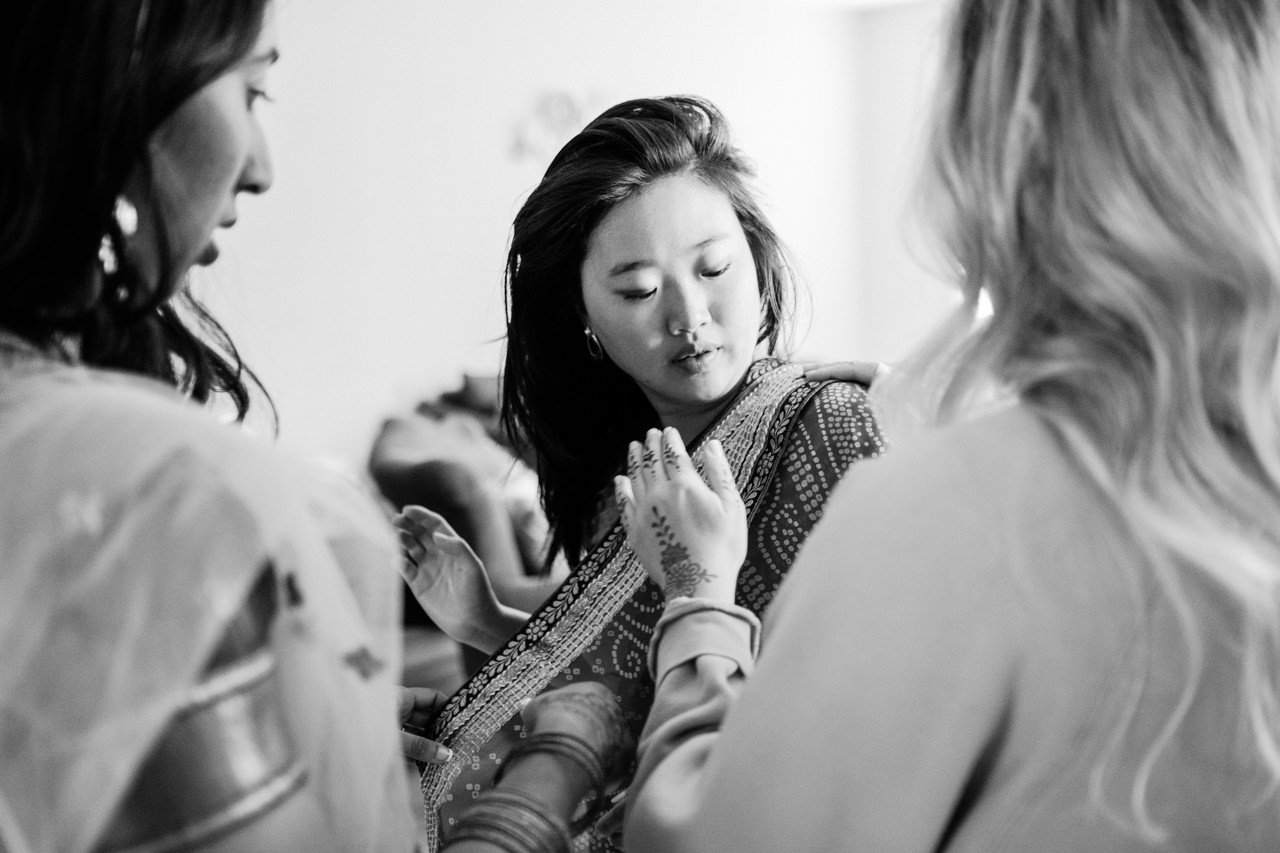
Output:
[419,359,884,851]
[0,337,416,853]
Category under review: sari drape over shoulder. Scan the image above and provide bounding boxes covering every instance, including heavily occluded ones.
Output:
[419,359,883,851]
[0,340,416,853]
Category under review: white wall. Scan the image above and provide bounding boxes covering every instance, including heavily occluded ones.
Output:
[203,0,950,463]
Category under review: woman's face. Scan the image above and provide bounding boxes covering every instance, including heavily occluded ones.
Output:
[580,174,762,438]
[125,10,279,287]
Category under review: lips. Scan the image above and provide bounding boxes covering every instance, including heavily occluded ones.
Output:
[671,344,721,373]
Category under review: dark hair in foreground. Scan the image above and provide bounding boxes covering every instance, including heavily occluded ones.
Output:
[0,0,272,418]
[501,95,796,572]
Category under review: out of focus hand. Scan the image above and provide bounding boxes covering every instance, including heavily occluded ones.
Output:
[397,686,453,764]
[800,359,890,384]
[392,505,502,647]
[613,428,746,604]
[521,682,636,785]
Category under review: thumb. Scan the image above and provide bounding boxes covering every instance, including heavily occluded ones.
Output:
[703,440,740,506]
[614,476,636,532]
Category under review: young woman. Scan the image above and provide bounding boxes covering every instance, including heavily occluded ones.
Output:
[618,1,1280,849]
[0,2,417,849]
[397,96,884,850]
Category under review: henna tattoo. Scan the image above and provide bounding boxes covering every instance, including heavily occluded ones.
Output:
[662,439,680,470]
[642,445,657,473]
[649,506,715,599]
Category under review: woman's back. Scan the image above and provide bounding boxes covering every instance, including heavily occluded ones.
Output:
[729,403,1280,851]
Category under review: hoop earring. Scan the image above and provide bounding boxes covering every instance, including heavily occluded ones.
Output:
[583,327,604,361]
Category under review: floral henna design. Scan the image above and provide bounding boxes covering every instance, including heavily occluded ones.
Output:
[649,506,715,598]
[662,441,680,470]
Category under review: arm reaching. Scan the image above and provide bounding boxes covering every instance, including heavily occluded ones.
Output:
[613,428,747,604]
[393,505,530,655]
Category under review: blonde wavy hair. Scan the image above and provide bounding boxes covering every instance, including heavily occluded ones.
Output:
[895,0,1280,839]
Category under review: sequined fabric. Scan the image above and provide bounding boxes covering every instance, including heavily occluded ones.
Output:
[419,360,884,851]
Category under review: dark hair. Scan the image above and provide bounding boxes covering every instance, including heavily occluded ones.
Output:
[0,0,272,418]
[501,95,796,572]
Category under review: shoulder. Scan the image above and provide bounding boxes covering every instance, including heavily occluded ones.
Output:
[1,365,299,530]
[771,403,1102,623]
[783,375,886,463]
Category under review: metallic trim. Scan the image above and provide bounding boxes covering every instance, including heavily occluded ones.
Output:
[97,648,307,852]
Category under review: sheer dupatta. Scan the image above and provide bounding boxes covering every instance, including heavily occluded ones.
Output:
[0,348,415,853]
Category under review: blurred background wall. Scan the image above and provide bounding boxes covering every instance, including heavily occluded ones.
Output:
[203,0,951,463]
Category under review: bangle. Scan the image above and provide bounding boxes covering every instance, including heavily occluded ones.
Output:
[443,788,572,853]
[494,731,608,833]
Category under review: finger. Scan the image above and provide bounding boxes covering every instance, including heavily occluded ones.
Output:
[402,504,454,536]
[660,427,692,477]
[626,441,646,496]
[402,686,449,728]
[642,428,664,484]
[703,440,742,506]
[614,475,636,532]
[400,731,454,764]
[802,360,880,384]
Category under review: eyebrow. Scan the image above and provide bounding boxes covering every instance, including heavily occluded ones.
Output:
[250,47,281,66]
[606,234,729,277]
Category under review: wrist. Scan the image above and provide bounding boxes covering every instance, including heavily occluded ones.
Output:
[465,603,530,655]
[664,583,734,605]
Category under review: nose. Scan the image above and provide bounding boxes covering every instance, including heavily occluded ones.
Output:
[238,122,274,195]
[665,279,711,338]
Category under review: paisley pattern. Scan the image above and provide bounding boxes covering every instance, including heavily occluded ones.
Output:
[419,359,884,850]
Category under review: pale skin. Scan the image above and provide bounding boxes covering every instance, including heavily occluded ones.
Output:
[394,505,532,656]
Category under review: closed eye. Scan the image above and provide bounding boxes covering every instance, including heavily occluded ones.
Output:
[703,263,731,278]
[622,289,657,302]
[247,86,274,109]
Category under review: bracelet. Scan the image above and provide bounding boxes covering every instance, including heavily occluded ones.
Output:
[494,731,608,834]
[443,788,572,853]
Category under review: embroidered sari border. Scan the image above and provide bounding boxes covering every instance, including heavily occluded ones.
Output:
[417,360,824,846]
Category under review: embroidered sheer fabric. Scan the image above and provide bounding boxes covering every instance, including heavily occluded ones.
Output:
[0,340,416,853]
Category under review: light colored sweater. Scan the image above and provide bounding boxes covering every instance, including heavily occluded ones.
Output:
[626,403,1279,851]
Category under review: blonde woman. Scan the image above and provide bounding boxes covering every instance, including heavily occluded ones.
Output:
[615,0,1280,849]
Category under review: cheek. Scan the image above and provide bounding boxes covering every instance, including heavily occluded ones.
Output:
[720,276,763,339]
[150,91,246,225]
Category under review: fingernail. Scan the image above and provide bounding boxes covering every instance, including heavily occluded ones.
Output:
[438,746,454,761]
[517,697,532,711]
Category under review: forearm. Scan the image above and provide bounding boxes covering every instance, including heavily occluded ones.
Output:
[442,753,590,853]
[461,603,531,656]
[624,599,760,851]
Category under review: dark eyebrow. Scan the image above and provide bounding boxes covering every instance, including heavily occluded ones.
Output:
[607,235,729,277]
[608,259,652,277]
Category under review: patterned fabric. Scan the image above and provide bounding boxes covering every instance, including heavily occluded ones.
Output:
[0,337,416,853]
[418,359,884,851]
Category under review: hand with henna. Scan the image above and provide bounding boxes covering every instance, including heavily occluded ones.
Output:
[613,427,747,604]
